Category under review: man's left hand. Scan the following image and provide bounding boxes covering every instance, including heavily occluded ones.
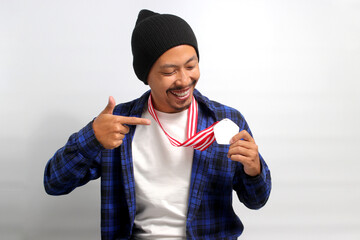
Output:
[227,130,261,177]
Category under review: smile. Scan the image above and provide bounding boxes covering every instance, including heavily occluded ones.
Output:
[170,88,191,100]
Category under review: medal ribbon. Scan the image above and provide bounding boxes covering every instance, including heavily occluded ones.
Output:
[147,94,218,151]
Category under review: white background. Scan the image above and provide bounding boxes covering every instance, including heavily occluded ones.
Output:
[1,0,360,239]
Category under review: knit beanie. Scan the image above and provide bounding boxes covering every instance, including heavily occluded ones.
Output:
[131,9,199,84]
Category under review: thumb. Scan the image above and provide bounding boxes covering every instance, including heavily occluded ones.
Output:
[101,96,116,114]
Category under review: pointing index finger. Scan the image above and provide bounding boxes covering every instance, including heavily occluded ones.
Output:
[117,116,151,125]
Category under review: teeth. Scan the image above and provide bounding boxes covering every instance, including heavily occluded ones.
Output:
[171,89,189,97]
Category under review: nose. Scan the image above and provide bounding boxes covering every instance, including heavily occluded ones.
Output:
[175,68,191,87]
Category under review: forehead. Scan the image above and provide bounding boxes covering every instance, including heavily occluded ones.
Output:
[155,45,198,65]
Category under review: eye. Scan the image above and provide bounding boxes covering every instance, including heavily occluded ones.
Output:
[162,70,176,76]
[186,65,196,70]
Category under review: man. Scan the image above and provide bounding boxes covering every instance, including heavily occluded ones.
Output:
[44,9,271,240]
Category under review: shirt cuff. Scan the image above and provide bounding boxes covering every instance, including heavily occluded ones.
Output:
[76,120,104,159]
[243,160,266,185]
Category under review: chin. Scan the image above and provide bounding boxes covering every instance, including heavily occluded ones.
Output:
[173,103,191,112]
[171,97,192,112]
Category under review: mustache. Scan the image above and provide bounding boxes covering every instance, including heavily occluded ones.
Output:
[167,79,197,92]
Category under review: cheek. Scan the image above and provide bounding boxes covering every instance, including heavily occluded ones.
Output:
[192,67,200,80]
[153,78,174,94]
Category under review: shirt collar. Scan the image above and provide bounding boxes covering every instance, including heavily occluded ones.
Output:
[193,89,217,120]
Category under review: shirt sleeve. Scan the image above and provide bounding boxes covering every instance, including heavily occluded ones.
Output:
[232,112,272,209]
[233,153,271,209]
[43,121,103,195]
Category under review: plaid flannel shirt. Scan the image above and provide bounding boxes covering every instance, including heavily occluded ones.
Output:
[44,89,271,240]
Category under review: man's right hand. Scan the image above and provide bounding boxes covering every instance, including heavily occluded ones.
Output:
[92,96,151,149]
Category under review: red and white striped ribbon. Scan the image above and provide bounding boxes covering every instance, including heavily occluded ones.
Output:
[147,94,218,151]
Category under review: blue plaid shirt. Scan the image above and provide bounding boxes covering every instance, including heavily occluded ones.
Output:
[44,89,271,240]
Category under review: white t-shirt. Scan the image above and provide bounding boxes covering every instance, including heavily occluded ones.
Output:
[132,107,194,239]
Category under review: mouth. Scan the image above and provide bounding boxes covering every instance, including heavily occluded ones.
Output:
[169,88,191,100]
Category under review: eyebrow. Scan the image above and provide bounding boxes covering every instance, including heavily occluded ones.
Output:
[160,55,197,69]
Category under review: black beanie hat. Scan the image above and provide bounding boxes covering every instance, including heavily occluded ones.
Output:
[131,9,199,85]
